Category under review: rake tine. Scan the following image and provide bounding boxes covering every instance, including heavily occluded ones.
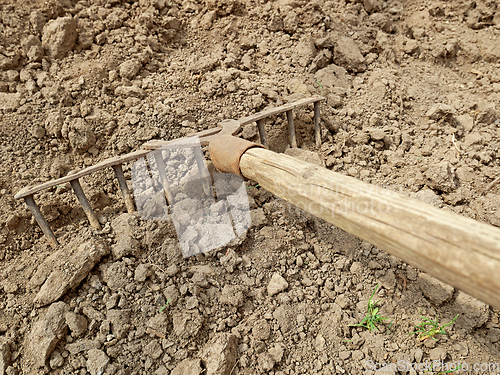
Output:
[69,177,101,230]
[24,194,58,247]
[153,150,174,205]
[256,119,269,148]
[193,145,212,197]
[314,101,321,148]
[113,164,135,213]
[286,110,297,148]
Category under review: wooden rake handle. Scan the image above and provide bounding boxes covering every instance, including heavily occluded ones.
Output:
[238,147,500,309]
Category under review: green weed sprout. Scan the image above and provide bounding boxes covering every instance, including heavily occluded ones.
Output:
[316,78,323,89]
[409,314,458,341]
[350,283,391,332]
[159,298,172,313]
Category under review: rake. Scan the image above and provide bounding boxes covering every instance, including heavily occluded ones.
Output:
[14,95,500,310]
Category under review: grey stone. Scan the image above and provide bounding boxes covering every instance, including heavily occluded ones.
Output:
[86,349,109,375]
[220,285,245,307]
[107,309,131,339]
[22,35,44,62]
[252,319,271,341]
[146,314,169,339]
[425,103,455,122]
[119,59,142,80]
[314,64,351,90]
[417,273,454,305]
[144,340,163,359]
[102,262,130,291]
[49,351,64,369]
[68,118,96,154]
[29,239,108,307]
[65,339,101,355]
[65,312,87,338]
[267,273,288,296]
[171,359,203,375]
[429,347,447,361]
[111,214,141,259]
[134,263,152,282]
[0,338,11,375]
[268,343,284,363]
[453,291,489,330]
[42,17,78,59]
[334,37,366,72]
[25,302,69,368]
[201,332,238,375]
[258,352,275,371]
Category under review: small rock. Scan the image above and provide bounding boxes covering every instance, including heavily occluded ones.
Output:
[0,338,11,375]
[68,118,96,154]
[220,285,245,307]
[25,302,69,368]
[45,110,64,137]
[424,161,456,193]
[334,37,366,72]
[185,296,199,310]
[267,273,288,296]
[146,314,169,339]
[314,64,351,89]
[171,359,203,375]
[476,107,498,125]
[429,347,447,361]
[65,312,87,338]
[30,237,109,306]
[42,17,78,59]
[119,59,142,80]
[453,291,489,330]
[144,340,163,359]
[201,333,238,375]
[417,273,454,305]
[368,128,386,141]
[114,85,146,98]
[134,263,152,282]
[65,339,101,355]
[49,351,64,369]
[258,352,275,371]
[22,35,44,62]
[86,349,109,375]
[252,319,271,341]
[111,214,141,259]
[268,343,284,363]
[107,309,131,339]
[364,0,382,13]
[294,37,317,67]
[425,103,455,122]
[455,114,474,132]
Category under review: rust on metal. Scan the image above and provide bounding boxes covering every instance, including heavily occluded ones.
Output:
[314,101,321,148]
[256,119,269,148]
[209,135,266,177]
[69,176,101,230]
[113,164,135,213]
[24,195,58,247]
[286,110,297,148]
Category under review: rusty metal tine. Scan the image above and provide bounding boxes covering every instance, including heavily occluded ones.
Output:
[113,164,135,213]
[153,150,174,205]
[286,110,297,148]
[70,178,102,230]
[193,146,212,197]
[256,119,269,148]
[24,194,58,247]
[314,101,321,148]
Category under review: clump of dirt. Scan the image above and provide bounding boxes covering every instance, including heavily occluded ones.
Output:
[0,0,499,374]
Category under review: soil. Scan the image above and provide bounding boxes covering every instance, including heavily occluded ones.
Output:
[0,0,499,374]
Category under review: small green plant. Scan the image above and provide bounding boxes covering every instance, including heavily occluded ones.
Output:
[159,298,172,313]
[316,78,323,89]
[246,183,260,189]
[350,283,390,332]
[409,314,458,341]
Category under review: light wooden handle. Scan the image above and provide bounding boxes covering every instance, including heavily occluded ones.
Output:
[240,148,500,309]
